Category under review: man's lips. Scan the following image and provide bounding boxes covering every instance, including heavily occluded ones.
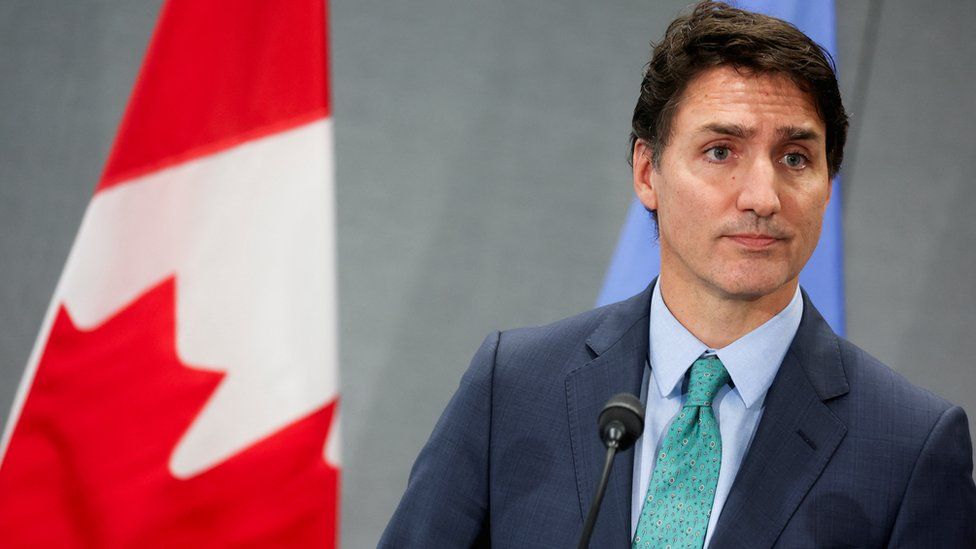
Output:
[725,233,783,249]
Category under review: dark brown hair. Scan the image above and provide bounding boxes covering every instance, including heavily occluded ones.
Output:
[631,1,849,179]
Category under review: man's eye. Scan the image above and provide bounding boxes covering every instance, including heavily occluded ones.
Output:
[782,152,808,169]
[705,146,731,162]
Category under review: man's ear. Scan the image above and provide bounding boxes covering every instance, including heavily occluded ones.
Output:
[632,140,659,212]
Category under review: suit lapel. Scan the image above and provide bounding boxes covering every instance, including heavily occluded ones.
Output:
[566,285,651,547]
[710,292,850,548]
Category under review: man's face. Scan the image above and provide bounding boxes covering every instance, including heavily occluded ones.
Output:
[633,65,831,302]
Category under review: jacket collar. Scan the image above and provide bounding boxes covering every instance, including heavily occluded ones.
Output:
[709,290,850,547]
[784,289,849,401]
[567,281,654,547]
[584,283,654,357]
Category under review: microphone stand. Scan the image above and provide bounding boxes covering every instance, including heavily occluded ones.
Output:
[576,423,624,549]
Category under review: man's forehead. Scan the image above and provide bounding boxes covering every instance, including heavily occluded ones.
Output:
[682,65,810,99]
[674,66,825,137]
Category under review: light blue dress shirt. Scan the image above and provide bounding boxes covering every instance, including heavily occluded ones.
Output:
[631,281,804,547]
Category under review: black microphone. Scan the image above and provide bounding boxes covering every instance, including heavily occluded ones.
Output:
[577,393,645,549]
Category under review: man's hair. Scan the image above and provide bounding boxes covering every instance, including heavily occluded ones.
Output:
[631,1,849,179]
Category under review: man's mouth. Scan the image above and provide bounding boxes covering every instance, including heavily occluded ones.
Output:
[725,233,782,249]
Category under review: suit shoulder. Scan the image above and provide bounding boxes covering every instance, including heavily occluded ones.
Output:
[836,336,955,415]
[493,295,644,366]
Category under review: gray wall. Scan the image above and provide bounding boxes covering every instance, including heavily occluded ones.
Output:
[1,1,973,547]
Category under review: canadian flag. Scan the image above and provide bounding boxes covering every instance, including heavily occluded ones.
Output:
[0,0,339,546]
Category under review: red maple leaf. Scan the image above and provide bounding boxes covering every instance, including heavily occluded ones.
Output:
[0,278,339,547]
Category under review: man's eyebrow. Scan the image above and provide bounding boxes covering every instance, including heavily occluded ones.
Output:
[695,123,823,142]
[696,123,756,138]
[777,125,821,141]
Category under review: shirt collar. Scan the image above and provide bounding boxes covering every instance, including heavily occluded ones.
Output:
[648,281,803,409]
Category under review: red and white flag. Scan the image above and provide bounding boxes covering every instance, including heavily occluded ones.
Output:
[0,0,339,545]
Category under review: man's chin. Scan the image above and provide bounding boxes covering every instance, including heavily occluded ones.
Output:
[708,273,796,302]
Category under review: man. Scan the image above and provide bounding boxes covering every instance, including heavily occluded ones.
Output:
[380,2,976,547]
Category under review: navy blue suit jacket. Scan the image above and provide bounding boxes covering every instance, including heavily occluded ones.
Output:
[380,283,976,547]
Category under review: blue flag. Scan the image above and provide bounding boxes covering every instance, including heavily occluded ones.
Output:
[596,0,844,335]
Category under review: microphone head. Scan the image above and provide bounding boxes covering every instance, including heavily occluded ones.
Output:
[598,393,645,451]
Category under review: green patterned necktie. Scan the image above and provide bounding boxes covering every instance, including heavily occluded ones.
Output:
[632,355,731,549]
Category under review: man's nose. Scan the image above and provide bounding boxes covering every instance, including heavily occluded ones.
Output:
[735,157,781,218]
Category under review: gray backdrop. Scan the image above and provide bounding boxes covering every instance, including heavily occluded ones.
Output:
[2,1,974,547]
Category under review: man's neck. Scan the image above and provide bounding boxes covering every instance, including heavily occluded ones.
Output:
[657,273,798,349]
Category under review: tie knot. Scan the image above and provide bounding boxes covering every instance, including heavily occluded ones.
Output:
[685,355,730,407]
